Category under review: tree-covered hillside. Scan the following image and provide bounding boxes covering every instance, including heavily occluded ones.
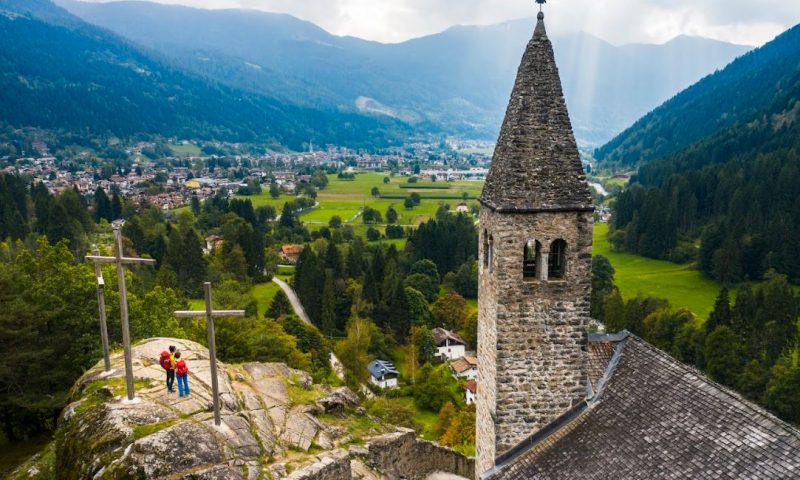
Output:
[607,24,800,283]
[0,0,409,149]
[596,23,800,166]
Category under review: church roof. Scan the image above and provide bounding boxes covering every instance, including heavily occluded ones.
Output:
[484,333,800,480]
[480,12,592,213]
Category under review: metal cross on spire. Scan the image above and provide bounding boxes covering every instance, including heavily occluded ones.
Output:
[536,0,546,11]
[175,282,245,426]
[86,226,156,401]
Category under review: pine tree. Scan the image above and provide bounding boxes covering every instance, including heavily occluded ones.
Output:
[320,272,337,336]
[345,237,365,279]
[180,228,207,296]
[267,290,292,319]
[279,202,297,229]
[704,326,744,387]
[325,242,342,277]
[111,192,123,220]
[93,187,112,222]
[706,287,732,333]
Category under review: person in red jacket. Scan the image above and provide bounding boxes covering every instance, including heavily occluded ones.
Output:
[174,351,190,397]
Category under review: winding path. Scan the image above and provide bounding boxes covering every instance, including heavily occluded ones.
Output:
[272,277,346,382]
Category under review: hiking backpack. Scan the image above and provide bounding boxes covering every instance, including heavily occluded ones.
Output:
[159,351,172,370]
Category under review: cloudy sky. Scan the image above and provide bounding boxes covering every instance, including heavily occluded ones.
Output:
[79,0,800,46]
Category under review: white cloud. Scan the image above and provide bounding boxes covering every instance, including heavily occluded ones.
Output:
[77,0,800,46]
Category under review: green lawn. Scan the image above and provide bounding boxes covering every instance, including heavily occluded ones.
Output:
[0,435,51,478]
[168,143,202,157]
[188,277,291,318]
[394,396,440,442]
[593,223,720,319]
[249,281,281,316]
[238,173,481,235]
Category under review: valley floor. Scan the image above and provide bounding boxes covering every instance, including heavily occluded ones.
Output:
[593,223,720,319]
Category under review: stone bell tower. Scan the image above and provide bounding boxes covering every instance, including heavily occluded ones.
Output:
[475,9,594,476]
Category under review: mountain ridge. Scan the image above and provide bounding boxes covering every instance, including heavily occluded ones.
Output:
[0,0,411,149]
[55,0,752,146]
[596,22,800,165]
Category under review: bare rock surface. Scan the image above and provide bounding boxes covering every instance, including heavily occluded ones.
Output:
[37,337,471,480]
[317,386,361,413]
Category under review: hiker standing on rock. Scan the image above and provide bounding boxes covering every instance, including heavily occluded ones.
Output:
[160,345,177,394]
[175,351,190,397]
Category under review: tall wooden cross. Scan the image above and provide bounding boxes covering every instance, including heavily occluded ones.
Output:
[89,248,112,373]
[86,226,156,401]
[175,282,245,426]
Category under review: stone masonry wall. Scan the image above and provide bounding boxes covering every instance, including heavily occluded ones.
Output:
[366,430,475,480]
[476,209,593,475]
[286,450,351,480]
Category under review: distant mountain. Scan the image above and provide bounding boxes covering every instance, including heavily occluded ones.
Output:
[605,24,800,283]
[596,23,800,165]
[56,0,751,147]
[0,0,409,149]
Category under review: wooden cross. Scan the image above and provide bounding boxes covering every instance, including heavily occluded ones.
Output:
[175,282,245,426]
[86,226,156,401]
[88,248,112,373]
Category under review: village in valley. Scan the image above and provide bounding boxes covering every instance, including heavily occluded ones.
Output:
[3,0,800,479]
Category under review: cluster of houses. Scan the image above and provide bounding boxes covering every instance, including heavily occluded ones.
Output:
[368,327,478,405]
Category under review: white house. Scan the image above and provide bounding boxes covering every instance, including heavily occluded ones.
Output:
[464,380,477,405]
[432,328,467,361]
[449,355,478,380]
[368,359,399,389]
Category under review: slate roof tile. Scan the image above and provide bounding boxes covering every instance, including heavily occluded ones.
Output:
[485,334,800,480]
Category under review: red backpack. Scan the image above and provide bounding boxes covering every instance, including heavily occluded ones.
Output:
[175,360,189,376]
[159,351,172,370]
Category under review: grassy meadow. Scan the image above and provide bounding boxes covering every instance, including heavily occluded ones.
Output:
[593,223,720,319]
[242,173,482,229]
[168,142,202,157]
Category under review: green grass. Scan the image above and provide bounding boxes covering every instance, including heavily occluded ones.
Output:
[0,436,51,479]
[187,298,205,310]
[594,223,721,319]
[277,265,295,275]
[394,397,439,441]
[168,143,202,157]
[132,419,178,441]
[249,282,282,317]
[238,173,481,236]
[187,280,284,318]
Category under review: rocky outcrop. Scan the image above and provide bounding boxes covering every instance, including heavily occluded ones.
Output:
[20,338,473,480]
[316,386,361,413]
[50,338,383,480]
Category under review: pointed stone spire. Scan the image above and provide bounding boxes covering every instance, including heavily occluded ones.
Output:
[480,11,592,213]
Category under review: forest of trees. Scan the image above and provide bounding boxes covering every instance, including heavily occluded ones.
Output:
[608,78,800,283]
[293,210,478,351]
[593,255,800,424]
[602,20,800,284]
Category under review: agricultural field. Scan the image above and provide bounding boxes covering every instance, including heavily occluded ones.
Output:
[593,223,720,319]
[168,142,202,157]
[240,172,483,230]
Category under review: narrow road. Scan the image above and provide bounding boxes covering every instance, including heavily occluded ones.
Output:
[272,277,347,383]
[272,277,311,324]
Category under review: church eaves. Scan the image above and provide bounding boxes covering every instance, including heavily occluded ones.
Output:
[480,12,593,213]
